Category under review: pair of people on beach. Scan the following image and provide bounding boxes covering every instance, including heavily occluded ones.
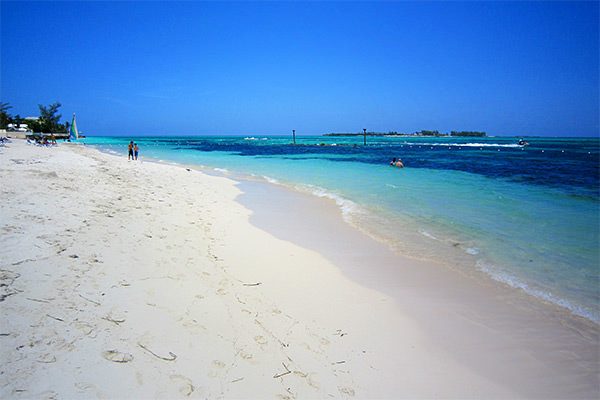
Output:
[128,141,139,160]
[390,157,404,168]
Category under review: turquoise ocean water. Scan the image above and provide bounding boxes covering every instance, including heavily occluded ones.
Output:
[82,135,599,324]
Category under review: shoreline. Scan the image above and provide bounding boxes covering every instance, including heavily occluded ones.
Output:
[237,176,599,326]
[1,139,598,398]
[81,135,599,325]
[236,177,599,391]
[191,155,599,328]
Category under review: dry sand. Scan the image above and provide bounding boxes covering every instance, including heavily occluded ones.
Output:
[0,139,598,399]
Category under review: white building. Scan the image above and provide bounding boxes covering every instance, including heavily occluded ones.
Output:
[7,123,29,132]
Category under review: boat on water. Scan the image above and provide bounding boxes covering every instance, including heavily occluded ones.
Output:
[69,114,80,140]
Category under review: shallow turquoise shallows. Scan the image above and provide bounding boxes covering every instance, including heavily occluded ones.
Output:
[82,135,600,324]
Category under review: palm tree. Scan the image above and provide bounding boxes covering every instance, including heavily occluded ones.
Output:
[0,102,12,129]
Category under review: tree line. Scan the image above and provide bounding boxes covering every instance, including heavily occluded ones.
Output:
[0,101,69,133]
[419,130,486,137]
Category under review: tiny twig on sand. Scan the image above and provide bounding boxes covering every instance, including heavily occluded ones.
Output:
[79,294,101,306]
[273,362,292,378]
[138,343,177,361]
[103,315,125,325]
[26,297,50,303]
[243,282,262,287]
[47,314,64,322]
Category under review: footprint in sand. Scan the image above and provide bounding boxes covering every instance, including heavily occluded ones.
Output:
[36,354,57,364]
[254,335,268,346]
[102,349,133,363]
[208,360,226,378]
[170,375,195,396]
[236,348,256,364]
[75,382,95,391]
[75,382,105,397]
[75,321,96,337]
[338,386,356,397]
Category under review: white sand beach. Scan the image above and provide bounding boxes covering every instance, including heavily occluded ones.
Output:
[0,139,598,399]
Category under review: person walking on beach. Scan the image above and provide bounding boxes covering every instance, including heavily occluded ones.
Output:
[134,143,139,160]
[128,141,134,160]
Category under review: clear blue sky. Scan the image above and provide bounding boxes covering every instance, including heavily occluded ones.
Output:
[1,1,598,137]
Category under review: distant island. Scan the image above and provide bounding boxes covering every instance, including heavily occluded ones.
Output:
[324,130,486,137]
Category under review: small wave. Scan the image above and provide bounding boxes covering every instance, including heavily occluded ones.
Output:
[466,247,479,255]
[292,184,362,222]
[213,167,229,173]
[385,183,399,189]
[419,230,438,240]
[460,143,522,148]
[255,176,363,222]
[104,149,122,157]
[245,137,268,141]
[477,261,599,324]
[262,176,280,184]
[403,142,521,148]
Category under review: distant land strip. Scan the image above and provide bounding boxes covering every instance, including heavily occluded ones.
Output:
[324,130,486,137]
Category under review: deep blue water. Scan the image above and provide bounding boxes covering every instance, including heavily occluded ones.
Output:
[142,136,597,193]
[83,135,600,323]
